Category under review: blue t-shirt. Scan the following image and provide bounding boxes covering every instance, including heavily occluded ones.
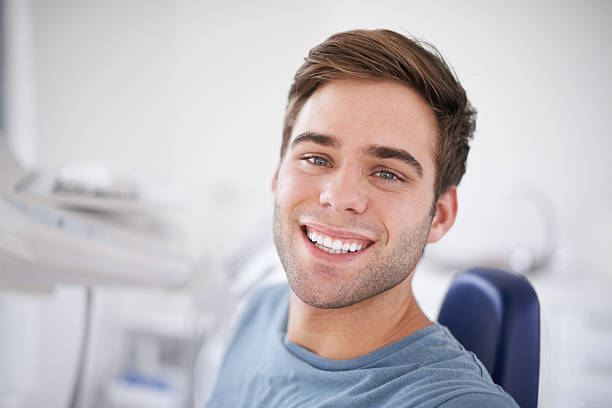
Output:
[207,284,518,407]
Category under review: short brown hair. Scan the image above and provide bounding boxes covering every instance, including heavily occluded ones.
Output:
[280,29,476,200]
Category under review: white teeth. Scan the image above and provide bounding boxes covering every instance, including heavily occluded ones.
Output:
[319,244,335,254]
[307,228,369,254]
[314,241,365,254]
[323,236,332,248]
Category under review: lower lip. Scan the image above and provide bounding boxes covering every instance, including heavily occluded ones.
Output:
[300,229,370,263]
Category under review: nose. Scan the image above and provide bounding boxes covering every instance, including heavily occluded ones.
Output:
[318,164,368,214]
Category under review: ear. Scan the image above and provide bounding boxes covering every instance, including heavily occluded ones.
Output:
[427,186,458,243]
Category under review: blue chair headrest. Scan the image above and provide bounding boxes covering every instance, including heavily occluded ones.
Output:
[438,267,540,408]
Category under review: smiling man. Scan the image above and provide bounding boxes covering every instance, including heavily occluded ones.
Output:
[207,29,518,407]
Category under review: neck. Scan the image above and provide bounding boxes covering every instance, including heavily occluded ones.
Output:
[286,276,431,360]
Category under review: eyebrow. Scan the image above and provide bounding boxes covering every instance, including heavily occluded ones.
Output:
[364,145,423,178]
[290,132,340,149]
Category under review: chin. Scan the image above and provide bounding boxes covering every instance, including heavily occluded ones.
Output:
[286,267,401,310]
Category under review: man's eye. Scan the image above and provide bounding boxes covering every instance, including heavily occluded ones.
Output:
[304,156,331,167]
[375,170,401,181]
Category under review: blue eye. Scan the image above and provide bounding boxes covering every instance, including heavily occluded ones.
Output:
[376,170,399,180]
[305,156,331,167]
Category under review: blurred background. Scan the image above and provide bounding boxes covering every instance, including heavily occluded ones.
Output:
[0,0,611,407]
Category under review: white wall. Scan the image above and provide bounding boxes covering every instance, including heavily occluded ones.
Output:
[6,1,612,407]
[30,0,612,278]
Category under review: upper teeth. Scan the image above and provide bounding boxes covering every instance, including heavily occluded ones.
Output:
[307,230,364,254]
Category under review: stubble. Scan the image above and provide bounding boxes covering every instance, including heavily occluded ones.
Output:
[273,200,433,309]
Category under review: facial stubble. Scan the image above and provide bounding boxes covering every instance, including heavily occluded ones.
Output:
[273,200,433,309]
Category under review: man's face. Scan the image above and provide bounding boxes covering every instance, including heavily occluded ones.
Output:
[273,79,440,309]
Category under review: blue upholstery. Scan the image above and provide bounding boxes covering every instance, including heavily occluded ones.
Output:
[437,267,540,408]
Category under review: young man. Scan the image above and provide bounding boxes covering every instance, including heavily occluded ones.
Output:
[207,29,519,407]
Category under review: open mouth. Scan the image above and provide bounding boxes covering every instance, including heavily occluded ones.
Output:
[301,225,374,255]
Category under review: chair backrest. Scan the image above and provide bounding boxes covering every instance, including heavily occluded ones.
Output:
[437,267,540,408]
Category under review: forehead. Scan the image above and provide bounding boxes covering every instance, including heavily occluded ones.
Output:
[291,79,439,172]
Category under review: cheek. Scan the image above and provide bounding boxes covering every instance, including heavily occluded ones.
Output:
[275,167,319,207]
[371,192,429,240]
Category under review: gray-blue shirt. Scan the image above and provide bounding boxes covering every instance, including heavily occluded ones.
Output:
[207,284,518,407]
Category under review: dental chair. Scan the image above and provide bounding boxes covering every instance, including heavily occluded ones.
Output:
[438,267,542,408]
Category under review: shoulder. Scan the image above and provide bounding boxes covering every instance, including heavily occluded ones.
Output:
[385,324,519,407]
[234,283,290,334]
[206,283,290,406]
[244,283,289,318]
[436,392,519,407]
[413,323,493,376]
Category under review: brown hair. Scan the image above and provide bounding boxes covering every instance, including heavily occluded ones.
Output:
[280,29,476,200]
